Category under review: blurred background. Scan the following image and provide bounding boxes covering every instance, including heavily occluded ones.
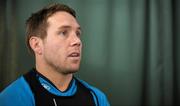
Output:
[0,0,180,105]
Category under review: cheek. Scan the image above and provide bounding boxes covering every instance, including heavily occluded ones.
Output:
[44,45,63,64]
[51,44,66,58]
[43,42,57,57]
[43,40,67,60]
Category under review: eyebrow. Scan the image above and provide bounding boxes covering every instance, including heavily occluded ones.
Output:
[58,25,81,30]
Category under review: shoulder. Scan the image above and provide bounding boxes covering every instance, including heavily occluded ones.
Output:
[0,76,34,106]
[76,78,110,106]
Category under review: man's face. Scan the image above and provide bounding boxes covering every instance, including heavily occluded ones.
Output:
[42,11,82,74]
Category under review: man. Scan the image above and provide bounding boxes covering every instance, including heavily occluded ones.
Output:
[0,3,109,106]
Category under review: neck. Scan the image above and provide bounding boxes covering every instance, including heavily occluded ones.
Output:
[36,64,73,92]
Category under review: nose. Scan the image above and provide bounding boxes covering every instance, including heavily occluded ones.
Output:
[70,34,81,47]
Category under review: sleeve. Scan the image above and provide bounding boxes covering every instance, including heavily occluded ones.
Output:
[0,77,35,106]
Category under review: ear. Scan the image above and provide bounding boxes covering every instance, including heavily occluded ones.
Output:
[29,36,43,55]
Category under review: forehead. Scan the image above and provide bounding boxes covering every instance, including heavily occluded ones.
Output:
[47,11,80,28]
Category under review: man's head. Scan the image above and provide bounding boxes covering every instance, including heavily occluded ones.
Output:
[26,3,76,53]
[26,3,82,74]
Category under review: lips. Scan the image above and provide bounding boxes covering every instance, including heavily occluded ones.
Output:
[68,52,80,57]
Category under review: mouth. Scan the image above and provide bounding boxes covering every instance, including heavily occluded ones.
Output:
[68,52,80,57]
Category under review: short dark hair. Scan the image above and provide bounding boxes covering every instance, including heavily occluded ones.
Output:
[26,3,76,54]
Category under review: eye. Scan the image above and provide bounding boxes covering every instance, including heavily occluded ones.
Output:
[76,30,81,37]
[58,30,68,36]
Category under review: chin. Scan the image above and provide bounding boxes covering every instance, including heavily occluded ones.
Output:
[62,62,80,74]
[70,66,80,72]
[70,63,80,70]
[63,68,79,75]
